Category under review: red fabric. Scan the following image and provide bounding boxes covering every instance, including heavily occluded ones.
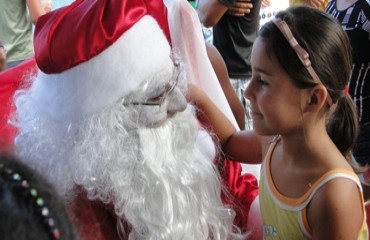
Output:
[196,119,259,231]
[0,57,37,153]
[68,187,121,240]
[219,158,259,232]
[34,0,171,74]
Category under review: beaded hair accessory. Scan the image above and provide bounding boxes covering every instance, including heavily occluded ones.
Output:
[271,17,333,106]
[0,162,61,239]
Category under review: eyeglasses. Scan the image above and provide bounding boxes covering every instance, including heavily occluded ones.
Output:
[271,17,333,106]
[123,61,181,107]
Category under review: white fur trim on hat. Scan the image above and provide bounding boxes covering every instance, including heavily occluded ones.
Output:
[31,16,172,122]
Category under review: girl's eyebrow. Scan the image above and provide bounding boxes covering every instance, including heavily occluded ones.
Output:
[254,66,272,76]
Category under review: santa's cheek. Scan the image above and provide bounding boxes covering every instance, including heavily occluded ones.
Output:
[126,89,186,128]
[137,106,167,128]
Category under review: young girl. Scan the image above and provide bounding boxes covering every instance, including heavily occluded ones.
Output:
[0,154,78,240]
[189,6,369,239]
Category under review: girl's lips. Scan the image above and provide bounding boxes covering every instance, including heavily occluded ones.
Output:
[250,112,263,118]
[249,105,262,116]
[249,106,263,119]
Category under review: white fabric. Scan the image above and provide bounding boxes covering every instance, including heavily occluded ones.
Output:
[32,16,172,122]
[165,0,239,129]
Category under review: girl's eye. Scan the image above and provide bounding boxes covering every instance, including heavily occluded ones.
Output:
[257,78,267,86]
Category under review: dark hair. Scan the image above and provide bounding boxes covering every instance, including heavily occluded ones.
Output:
[259,6,360,169]
[0,154,78,240]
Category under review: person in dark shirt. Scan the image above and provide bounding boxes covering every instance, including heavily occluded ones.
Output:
[197,0,262,129]
[326,0,370,166]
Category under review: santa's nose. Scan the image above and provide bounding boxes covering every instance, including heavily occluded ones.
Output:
[166,88,187,116]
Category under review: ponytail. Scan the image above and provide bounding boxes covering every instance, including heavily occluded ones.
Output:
[327,95,360,170]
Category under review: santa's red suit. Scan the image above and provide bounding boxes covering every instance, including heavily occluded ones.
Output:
[0,0,260,239]
[0,57,36,153]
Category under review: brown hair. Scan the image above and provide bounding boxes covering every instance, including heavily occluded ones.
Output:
[260,6,360,170]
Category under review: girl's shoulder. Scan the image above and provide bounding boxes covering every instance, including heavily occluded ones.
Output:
[307,169,365,239]
[260,135,278,160]
[309,168,362,216]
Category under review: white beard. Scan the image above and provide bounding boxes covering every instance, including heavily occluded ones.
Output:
[14,91,244,239]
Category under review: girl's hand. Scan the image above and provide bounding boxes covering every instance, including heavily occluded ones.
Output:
[187,83,236,145]
[186,83,205,106]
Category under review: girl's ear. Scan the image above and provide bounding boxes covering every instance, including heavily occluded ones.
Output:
[303,85,328,113]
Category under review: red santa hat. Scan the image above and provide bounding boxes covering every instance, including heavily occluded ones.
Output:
[32,0,173,121]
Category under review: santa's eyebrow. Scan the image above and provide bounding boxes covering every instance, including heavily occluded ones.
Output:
[144,80,168,98]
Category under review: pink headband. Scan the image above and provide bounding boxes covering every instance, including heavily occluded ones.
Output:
[271,17,333,106]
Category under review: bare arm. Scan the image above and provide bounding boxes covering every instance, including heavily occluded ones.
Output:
[261,0,271,8]
[205,42,246,130]
[0,43,6,72]
[303,0,326,8]
[223,130,264,164]
[225,0,253,17]
[187,84,264,164]
[308,178,365,239]
[187,84,236,144]
[197,0,253,27]
[197,0,228,27]
[26,0,51,24]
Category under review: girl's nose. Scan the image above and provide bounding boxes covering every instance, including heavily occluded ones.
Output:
[244,81,253,101]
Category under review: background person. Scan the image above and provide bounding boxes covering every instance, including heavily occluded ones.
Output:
[0,0,51,68]
[0,41,6,72]
[197,0,262,130]
[290,0,328,9]
[326,0,370,234]
[0,154,78,240]
[326,0,370,173]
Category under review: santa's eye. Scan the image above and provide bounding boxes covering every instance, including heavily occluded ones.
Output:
[123,61,180,107]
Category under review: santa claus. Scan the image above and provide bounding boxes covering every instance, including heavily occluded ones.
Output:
[8,0,261,239]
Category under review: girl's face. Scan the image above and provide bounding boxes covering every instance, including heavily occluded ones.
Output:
[245,37,306,136]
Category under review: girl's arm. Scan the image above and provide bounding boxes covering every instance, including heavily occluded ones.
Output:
[205,42,246,130]
[187,84,263,164]
[187,84,235,145]
[223,130,264,164]
[308,178,365,239]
